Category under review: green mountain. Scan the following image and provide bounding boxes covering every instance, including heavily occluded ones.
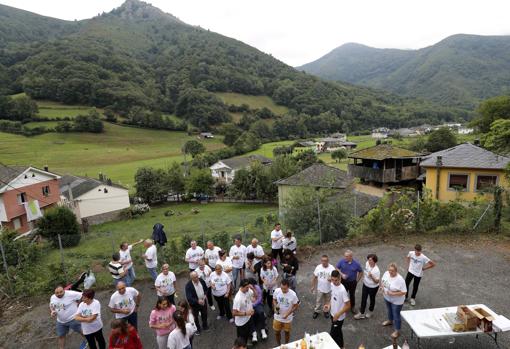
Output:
[0,0,468,131]
[299,35,510,109]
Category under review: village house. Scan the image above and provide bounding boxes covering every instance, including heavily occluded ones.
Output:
[371,127,390,139]
[200,132,214,139]
[348,144,421,186]
[210,155,272,184]
[315,138,357,153]
[59,174,130,225]
[420,143,510,202]
[0,164,61,233]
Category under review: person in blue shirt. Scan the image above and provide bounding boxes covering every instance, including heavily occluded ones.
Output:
[336,250,363,314]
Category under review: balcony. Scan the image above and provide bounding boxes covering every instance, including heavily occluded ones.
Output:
[348,164,419,183]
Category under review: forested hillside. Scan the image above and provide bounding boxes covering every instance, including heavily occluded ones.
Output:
[0,0,468,132]
[298,34,510,109]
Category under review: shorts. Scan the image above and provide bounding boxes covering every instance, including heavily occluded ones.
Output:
[273,319,292,332]
[56,319,82,337]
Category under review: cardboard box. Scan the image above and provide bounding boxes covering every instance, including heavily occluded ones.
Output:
[472,307,494,332]
[457,306,479,331]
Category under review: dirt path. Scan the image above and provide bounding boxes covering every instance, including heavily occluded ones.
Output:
[1,237,510,349]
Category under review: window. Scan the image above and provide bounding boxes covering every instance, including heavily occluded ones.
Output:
[13,217,21,230]
[448,174,469,191]
[16,192,27,204]
[476,175,498,192]
[42,185,50,197]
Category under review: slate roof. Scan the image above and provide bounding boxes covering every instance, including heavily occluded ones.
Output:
[296,141,315,147]
[0,164,27,185]
[420,143,510,169]
[349,144,420,160]
[220,155,272,169]
[329,189,381,217]
[60,174,127,199]
[276,163,353,189]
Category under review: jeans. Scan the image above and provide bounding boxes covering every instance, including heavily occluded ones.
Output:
[360,284,379,314]
[342,279,358,309]
[123,311,138,329]
[330,319,344,347]
[125,267,136,286]
[405,272,422,299]
[384,299,403,330]
[314,291,331,313]
[253,303,266,332]
[147,267,158,281]
[84,328,105,349]
[232,267,243,290]
[191,303,208,331]
[214,294,232,319]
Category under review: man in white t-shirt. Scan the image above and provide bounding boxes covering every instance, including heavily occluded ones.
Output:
[272,279,300,346]
[185,240,205,271]
[270,223,284,263]
[119,239,144,286]
[324,270,351,349]
[49,286,83,349]
[229,236,247,291]
[155,263,177,305]
[204,240,222,268]
[311,254,336,319]
[232,279,256,344]
[142,239,158,281]
[195,259,215,311]
[405,244,436,306]
[108,281,141,329]
[246,238,265,282]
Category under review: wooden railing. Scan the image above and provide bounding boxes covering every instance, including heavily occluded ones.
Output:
[348,164,419,183]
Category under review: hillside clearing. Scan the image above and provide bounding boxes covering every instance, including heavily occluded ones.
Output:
[215,92,289,115]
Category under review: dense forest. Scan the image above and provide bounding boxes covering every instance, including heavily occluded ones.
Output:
[0,0,469,133]
[298,35,510,109]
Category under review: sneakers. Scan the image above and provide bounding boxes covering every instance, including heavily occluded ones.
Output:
[366,311,373,319]
[261,329,268,340]
[216,315,222,320]
[391,331,400,339]
[252,332,258,343]
[410,298,416,306]
[210,305,216,311]
[350,308,357,314]
[312,312,319,319]
[382,320,393,326]
[354,313,366,320]
[229,318,234,324]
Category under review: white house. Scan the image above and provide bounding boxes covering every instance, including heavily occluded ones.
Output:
[59,175,130,225]
[210,155,272,184]
[371,127,389,139]
[458,126,474,135]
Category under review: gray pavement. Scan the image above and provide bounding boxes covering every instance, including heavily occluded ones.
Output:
[1,239,510,349]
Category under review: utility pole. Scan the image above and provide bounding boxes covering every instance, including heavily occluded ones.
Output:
[316,189,322,245]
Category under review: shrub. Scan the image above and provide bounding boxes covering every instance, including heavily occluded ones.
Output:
[37,206,81,247]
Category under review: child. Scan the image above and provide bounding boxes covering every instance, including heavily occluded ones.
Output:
[282,265,296,291]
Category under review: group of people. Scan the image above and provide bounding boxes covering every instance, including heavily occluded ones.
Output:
[49,221,436,349]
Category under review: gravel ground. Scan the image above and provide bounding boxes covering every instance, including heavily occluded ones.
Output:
[1,238,510,349]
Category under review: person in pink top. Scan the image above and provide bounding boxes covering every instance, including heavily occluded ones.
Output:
[149,298,177,349]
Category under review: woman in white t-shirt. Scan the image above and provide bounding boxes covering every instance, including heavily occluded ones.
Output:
[354,253,381,320]
[260,258,279,314]
[167,310,195,349]
[74,289,105,349]
[380,263,407,339]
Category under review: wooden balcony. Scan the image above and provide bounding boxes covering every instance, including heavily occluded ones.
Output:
[348,164,419,183]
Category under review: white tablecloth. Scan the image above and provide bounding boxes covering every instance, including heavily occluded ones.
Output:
[272,332,339,349]
[401,304,497,338]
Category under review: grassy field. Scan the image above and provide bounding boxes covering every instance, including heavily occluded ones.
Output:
[215,92,289,115]
[23,121,60,129]
[0,122,225,187]
[41,202,278,286]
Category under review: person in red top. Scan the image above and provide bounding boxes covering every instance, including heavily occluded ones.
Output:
[108,319,143,349]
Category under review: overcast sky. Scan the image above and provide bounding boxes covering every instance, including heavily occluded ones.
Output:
[2,0,510,66]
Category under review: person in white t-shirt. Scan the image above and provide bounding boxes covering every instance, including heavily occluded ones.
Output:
[185,240,205,272]
[282,231,297,254]
[155,264,177,305]
[270,223,284,263]
[405,244,436,306]
[210,264,233,322]
[381,262,407,339]
[204,241,222,269]
[272,279,299,346]
[119,239,144,286]
[108,282,142,330]
[49,286,83,349]
[324,270,351,349]
[311,254,336,319]
[142,239,158,281]
[74,289,105,349]
[232,279,257,344]
[229,236,247,291]
[195,259,215,310]
[167,310,196,349]
[355,253,381,320]
[216,250,234,281]
[260,258,278,314]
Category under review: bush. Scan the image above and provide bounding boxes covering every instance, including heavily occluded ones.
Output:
[37,206,81,247]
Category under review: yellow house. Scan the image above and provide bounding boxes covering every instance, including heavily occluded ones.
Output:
[421,143,510,202]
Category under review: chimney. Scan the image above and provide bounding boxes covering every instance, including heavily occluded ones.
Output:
[435,156,442,167]
[44,165,49,172]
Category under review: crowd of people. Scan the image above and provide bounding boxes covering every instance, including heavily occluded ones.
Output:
[49,223,436,349]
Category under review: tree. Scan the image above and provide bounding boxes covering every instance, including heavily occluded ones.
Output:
[37,206,81,247]
[220,123,241,146]
[73,109,104,133]
[482,119,510,154]
[331,148,348,163]
[294,149,319,170]
[473,95,510,133]
[135,167,166,203]
[233,131,261,153]
[425,128,457,152]
[165,162,185,200]
[183,140,206,158]
[249,120,273,139]
[186,168,215,196]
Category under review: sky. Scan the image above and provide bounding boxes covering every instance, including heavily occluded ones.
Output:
[2,0,510,66]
